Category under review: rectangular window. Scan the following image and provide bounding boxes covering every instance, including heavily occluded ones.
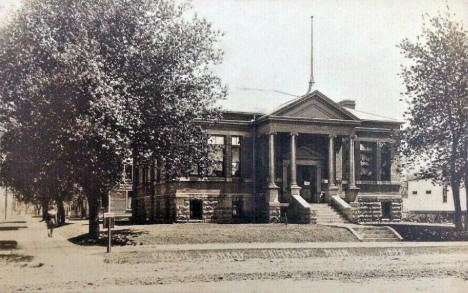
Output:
[381,202,392,219]
[124,164,133,183]
[426,190,432,195]
[126,191,133,210]
[412,191,417,195]
[207,135,225,177]
[189,164,199,176]
[231,136,241,177]
[381,143,392,181]
[359,142,377,180]
[232,199,243,219]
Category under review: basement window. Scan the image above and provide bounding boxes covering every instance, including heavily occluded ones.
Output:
[189,199,203,220]
[381,202,392,220]
[232,199,243,219]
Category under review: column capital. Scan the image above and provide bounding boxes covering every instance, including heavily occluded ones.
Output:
[289,131,299,137]
[267,131,277,136]
[350,134,358,140]
[328,134,337,139]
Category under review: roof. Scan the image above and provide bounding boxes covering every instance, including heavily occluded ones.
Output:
[217,87,300,115]
[218,87,402,123]
[345,108,401,123]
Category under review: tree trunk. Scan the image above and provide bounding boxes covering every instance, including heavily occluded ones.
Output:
[57,199,66,226]
[465,173,468,230]
[41,197,48,221]
[450,178,463,230]
[449,138,463,230]
[87,195,100,239]
[131,146,138,224]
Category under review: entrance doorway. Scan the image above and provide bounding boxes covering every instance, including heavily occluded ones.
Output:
[297,165,321,203]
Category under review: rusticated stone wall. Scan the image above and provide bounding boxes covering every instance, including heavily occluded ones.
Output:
[351,194,402,223]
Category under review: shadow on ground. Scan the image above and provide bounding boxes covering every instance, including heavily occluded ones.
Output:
[0,240,18,249]
[0,226,28,231]
[0,221,27,224]
[68,229,149,246]
[0,254,33,263]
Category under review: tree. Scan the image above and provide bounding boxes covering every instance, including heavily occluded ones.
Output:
[0,0,224,237]
[399,10,468,230]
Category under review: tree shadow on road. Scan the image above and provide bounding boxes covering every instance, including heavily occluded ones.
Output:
[68,229,149,247]
[0,240,18,249]
[0,254,33,263]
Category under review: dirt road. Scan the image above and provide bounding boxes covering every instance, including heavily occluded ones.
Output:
[1,216,467,292]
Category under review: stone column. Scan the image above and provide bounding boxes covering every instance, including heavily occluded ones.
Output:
[326,135,338,201]
[346,135,360,202]
[376,141,382,181]
[289,132,301,196]
[349,135,357,188]
[266,133,280,222]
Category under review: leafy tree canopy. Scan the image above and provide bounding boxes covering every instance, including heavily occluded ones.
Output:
[0,0,225,237]
[399,9,468,228]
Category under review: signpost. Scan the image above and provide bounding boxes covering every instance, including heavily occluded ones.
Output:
[103,212,115,253]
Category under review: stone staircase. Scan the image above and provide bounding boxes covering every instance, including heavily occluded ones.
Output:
[310,204,349,224]
[352,226,401,242]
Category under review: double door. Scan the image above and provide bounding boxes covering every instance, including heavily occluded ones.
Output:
[297,165,322,203]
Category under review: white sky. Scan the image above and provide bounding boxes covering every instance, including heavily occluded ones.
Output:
[1,0,467,120]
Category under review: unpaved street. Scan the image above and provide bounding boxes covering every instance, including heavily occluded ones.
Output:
[1,216,468,292]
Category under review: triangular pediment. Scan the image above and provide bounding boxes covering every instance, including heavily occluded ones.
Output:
[270,90,358,120]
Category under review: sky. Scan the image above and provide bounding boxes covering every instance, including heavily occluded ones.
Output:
[1,0,467,120]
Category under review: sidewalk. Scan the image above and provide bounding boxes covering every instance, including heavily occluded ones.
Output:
[113,239,468,252]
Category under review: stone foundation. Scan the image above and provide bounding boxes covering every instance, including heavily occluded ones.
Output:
[133,193,255,224]
[268,202,281,223]
[350,194,402,223]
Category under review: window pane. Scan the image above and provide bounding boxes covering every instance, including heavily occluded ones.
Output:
[207,135,225,176]
[208,146,224,176]
[209,135,225,145]
[359,142,376,180]
[381,143,392,181]
[124,164,133,183]
[189,164,199,176]
[232,147,240,176]
[232,136,241,146]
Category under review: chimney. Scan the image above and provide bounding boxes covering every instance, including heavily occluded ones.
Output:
[306,16,314,94]
[338,99,356,109]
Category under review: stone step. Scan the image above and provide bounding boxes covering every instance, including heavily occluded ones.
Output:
[315,214,344,218]
[350,225,401,242]
[354,228,393,234]
[361,237,400,242]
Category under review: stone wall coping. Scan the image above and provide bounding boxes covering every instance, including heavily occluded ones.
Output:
[358,194,402,199]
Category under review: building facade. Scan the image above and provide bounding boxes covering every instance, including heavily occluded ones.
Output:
[403,178,466,223]
[132,90,403,224]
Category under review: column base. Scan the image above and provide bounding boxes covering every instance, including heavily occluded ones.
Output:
[345,186,360,202]
[268,202,281,223]
[326,185,339,203]
[289,184,301,196]
[266,186,280,203]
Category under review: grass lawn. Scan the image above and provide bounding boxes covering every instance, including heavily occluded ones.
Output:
[68,222,357,246]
